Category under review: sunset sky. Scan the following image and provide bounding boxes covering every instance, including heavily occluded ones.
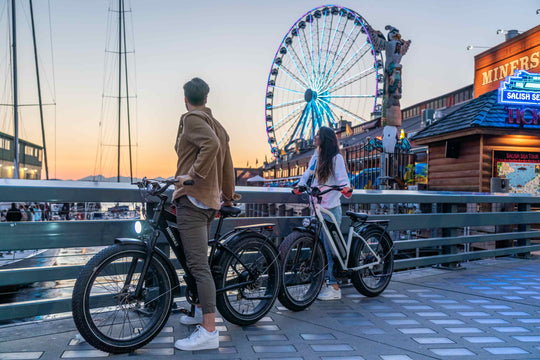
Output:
[1,0,539,180]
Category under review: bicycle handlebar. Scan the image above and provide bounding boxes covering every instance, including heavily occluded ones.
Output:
[135,177,193,197]
[292,184,351,198]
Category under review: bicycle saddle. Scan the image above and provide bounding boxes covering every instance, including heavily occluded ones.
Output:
[345,211,368,222]
[220,206,242,218]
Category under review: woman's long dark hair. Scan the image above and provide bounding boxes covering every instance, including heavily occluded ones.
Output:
[316,127,340,184]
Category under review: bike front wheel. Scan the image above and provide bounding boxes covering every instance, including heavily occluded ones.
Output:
[72,244,173,354]
[215,234,280,326]
[350,228,394,297]
[278,231,326,311]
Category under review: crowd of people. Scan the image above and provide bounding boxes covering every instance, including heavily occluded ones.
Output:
[0,202,71,222]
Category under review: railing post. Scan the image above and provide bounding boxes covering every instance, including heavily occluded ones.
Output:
[516,202,531,258]
[268,203,276,216]
[440,203,461,269]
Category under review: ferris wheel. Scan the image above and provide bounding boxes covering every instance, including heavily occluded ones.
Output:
[265,5,384,156]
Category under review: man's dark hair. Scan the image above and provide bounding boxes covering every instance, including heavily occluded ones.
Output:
[183,77,210,106]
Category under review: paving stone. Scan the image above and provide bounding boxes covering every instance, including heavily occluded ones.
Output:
[385,320,419,325]
[462,336,503,343]
[398,328,436,334]
[492,326,530,333]
[253,345,296,353]
[247,334,288,341]
[512,335,540,342]
[299,333,335,340]
[473,318,508,324]
[430,348,475,356]
[61,350,109,358]
[0,353,43,360]
[430,319,464,325]
[412,337,454,344]
[483,347,529,355]
[310,344,354,352]
[445,327,483,334]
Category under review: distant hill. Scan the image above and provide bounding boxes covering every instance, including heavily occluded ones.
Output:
[76,175,169,183]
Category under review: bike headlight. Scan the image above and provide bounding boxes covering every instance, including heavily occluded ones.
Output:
[134,221,142,234]
[302,217,311,227]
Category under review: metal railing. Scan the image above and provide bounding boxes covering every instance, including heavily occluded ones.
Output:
[1,179,540,322]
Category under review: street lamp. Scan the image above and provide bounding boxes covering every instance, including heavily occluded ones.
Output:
[466,45,489,51]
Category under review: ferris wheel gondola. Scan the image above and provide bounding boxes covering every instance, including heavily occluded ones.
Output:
[265,5,384,156]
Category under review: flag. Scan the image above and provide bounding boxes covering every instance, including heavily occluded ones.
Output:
[345,123,353,136]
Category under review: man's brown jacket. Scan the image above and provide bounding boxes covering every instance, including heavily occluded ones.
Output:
[172,107,240,210]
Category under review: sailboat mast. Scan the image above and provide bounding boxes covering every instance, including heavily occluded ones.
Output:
[11,0,19,179]
[121,0,133,183]
[117,0,122,182]
[29,0,49,180]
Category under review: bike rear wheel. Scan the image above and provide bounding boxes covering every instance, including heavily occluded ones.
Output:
[72,244,173,354]
[215,234,280,326]
[350,228,394,297]
[278,231,326,311]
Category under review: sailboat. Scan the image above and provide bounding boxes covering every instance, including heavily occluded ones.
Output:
[0,1,58,276]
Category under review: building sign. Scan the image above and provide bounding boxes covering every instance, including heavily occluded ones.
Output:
[494,150,540,195]
[498,70,540,106]
[497,70,540,126]
[474,25,540,97]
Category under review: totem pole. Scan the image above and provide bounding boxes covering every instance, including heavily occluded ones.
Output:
[364,23,411,188]
[365,24,411,127]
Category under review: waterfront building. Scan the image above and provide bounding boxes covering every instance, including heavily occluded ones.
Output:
[0,132,43,180]
[412,25,540,194]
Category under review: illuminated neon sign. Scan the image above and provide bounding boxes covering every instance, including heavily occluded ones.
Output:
[498,70,540,107]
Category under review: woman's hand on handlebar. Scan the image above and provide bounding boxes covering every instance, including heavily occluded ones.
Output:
[341,186,353,199]
[292,185,306,195]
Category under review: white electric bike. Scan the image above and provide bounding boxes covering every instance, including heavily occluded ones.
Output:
[278,185,394,311]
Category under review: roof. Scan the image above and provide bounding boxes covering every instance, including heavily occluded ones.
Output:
[412,90,540,142]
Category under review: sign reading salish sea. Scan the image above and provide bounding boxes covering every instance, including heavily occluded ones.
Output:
[498,70,540,107]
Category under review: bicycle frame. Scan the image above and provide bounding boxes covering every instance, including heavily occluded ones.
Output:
[310,194,383,272]
[121,186,275,303]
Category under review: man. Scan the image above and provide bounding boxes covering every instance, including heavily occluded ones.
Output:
[6,203,22,222]
[173,77,240,351]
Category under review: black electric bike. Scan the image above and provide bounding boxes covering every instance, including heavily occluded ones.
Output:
[278,185,394,311]
[72,178,280,353]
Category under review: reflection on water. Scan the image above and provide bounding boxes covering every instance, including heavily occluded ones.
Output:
[0,247,103,324]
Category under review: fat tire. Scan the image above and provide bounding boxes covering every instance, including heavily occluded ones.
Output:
[72,244,173,354]
[215,235,280,326]
[278,231,326,311]
[350,228,393,297]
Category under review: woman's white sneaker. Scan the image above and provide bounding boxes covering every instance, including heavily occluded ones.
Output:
[179,306,203,325]
[317,284,342,300]
[174,325,219,351]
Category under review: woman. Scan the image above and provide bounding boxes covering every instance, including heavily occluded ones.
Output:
[294,127,352,301]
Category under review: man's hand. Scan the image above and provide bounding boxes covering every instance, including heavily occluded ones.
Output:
[222,200,234,207]
[341,187,353,199]
[176,175,193,186]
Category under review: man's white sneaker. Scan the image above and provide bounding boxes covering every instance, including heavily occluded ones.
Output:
[317,284,342,301]
[174,325,219,351]
[179,306,203,325]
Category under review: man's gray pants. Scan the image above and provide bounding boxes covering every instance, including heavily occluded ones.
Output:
[175,196,217,314]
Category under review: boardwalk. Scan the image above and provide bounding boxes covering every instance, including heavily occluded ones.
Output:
[1,256,539,359]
